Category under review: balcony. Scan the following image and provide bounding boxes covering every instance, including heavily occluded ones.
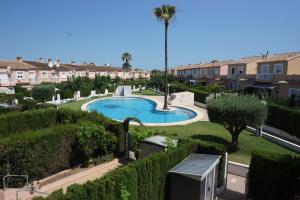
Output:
[29,78,41,84]
[0,78,16,87]
[227,74,237,79]
[256,73,273,81]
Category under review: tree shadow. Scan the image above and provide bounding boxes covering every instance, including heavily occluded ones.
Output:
[191,134,230,146]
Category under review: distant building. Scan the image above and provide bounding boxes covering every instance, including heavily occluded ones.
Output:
[0,57,151,89]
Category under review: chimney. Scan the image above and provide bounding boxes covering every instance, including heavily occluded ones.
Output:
[16,56,23,61]
[211,60,219,64]
[48,58,54,68]
[56,59,61,67]
[39,57,44,63]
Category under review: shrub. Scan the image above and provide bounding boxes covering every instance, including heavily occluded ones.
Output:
[248,151,300,200]
[207,95,267,150]
[266,103,300,138]
[14,85,31,97]
[21,99,38,110]
[169,83,210,103]
[77,122,117,161]
[32,85,55,102]
[80,82,91,97]
[0,108,57,137]
[129,127,156,150]
[14,92,24,104]
[35,141,226,200]
[0,125,80,185]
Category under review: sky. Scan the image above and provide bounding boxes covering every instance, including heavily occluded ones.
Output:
[0,0,300,70]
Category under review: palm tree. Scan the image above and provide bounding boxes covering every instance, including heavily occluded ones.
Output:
[121,52,132,70]
[153,4,176,110]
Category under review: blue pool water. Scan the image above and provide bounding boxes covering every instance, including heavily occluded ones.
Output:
[87,97,197,123]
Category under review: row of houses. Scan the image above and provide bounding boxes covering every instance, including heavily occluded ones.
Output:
[171,51,300,99]
[0,57,151,88]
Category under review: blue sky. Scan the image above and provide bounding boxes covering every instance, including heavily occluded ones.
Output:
[0,0,299,70]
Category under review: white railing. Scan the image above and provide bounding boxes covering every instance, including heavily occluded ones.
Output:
[0,78,16,86]
[256,73,273,81]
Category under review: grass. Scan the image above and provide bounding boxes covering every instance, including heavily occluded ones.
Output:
[58,93,299,165]
[58,95,110,111]
[132,89,161,96]
[147,122,299,164]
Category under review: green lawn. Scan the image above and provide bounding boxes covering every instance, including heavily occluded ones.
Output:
[58,95,110,111]
[58,94,299,165]
[132,89,161,96]
[147,122,299,164]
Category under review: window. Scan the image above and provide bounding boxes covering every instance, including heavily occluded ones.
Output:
[261,64,269,74]
[41,71,48,78]
[274,63,283,74]
[16,71,24,80]
[238,65,244,74]
[288,88,300,98]
[29,71,35,78]
[231,67,235,75]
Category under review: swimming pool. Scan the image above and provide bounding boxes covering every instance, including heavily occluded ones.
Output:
[87,97,197,124]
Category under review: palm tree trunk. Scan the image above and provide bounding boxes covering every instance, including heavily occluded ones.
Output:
[163,21,169,110]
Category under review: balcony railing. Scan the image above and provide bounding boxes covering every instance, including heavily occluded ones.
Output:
[227,74,237,79]
[0,78,16,86]
[256,73,273,81]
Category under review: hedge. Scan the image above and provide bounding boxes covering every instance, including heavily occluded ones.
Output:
[0,125,81,186]
[0,108,57,137]
[35,140,226,200]
[265,103,300,138]
[248,151,300,200]
[0,122,119,188]
[169,83,210,104]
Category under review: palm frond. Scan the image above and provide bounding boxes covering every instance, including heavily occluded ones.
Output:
[153,5,176,22]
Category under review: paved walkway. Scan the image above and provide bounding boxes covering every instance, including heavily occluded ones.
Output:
[217,174,246,200]
[1,159,122,200]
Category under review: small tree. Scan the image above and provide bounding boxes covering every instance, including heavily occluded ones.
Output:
[207,95,267,151]
[32,84,55,102]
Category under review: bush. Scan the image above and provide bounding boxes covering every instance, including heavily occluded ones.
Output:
[169,83,210,103]
[248,151,300,200]
[0,125,80,186]
[14,85,31,97]
[80,82,91,97]
[77,122,117,162]
[35,141,226,200]
[14,92,24,104]
[0,108,57,137]
[129,127,156,150]
[21,99,38,110]
[32,85,55,102]
[0,106,21,115]
[266,103,300,138]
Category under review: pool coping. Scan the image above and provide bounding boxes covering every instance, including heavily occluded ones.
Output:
[81,95,205,126]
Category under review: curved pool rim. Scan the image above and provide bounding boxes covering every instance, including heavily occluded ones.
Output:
[81,96,202,126]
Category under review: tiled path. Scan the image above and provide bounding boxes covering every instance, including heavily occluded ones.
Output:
[1,159,122,200]
[217,174,246,200]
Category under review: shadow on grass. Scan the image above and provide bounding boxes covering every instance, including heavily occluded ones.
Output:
[191,134,230,146]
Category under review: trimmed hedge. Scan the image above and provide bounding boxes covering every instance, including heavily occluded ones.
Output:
[0,122,119,188]
[0,125,81,185]
[266,103,300,138]
[0,108,126,156]
[0,108,57,137]
[35,141,226,200]
[248,151,300,200]
[169,83,210,103]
